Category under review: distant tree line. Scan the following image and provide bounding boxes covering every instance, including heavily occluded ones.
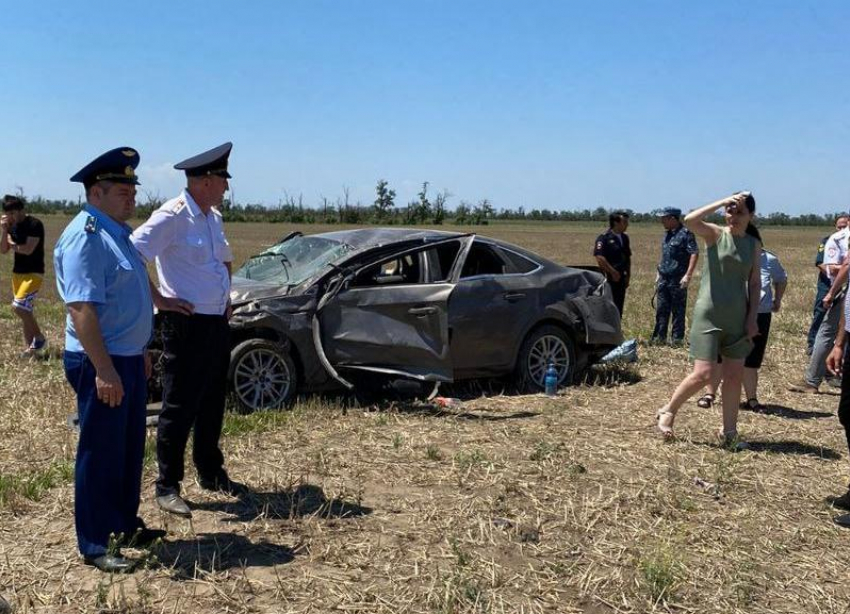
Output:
[6,183,845,227]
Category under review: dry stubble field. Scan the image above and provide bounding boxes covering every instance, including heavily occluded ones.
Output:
[1,215,849,614]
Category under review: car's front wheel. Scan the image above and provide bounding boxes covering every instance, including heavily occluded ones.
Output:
[229,339,297,412]
[516,324,575,393]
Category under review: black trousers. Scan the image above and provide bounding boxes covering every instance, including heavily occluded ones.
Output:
[609,279,627,316]
[839,343,850,459]
[156,312,230,496]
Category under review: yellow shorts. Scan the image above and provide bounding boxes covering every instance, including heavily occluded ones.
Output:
[12,274,42,312]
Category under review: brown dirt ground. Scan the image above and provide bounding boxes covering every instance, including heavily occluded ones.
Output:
[1,217,849,613]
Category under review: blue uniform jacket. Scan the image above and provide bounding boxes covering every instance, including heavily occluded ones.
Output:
[54,204,153,355]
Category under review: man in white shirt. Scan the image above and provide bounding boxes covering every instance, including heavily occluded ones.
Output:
[131,143,236,517]
[790,224,850,393]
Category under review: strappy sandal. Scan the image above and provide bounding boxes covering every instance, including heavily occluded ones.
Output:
[656,408,676,440]
[740,398,766,412]
[696,393,715,409]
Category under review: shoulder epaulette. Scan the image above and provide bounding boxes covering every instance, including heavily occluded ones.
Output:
[84,215,98,234]
[171,198,186,214]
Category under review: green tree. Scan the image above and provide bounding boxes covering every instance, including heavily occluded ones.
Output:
[432,190,449,225]
[415,181,432,223]
[373,179,396,222]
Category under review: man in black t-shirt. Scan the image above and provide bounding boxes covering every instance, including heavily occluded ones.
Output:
[1,195,46,355]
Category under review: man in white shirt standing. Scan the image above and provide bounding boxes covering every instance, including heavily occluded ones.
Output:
[790,223,850,393]
[131,142,236,517]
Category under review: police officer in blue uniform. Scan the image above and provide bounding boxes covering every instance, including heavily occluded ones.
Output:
[54,147,165,573]
[593,212,631,315]
[131,143,236,517]
[651,207,699,345]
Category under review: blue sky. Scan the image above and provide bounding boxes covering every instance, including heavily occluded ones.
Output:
[1,1,847,215]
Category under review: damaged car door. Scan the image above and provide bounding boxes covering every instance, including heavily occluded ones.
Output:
[317,237,473,381]
[449,240,542,378]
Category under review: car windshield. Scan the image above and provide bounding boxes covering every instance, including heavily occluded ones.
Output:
[234,236,352,285]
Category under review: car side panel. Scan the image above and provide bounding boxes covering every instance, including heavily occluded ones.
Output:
[448,275,540,377]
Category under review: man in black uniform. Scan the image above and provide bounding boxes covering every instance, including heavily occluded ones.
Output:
[593,211,631,316]
[0,195,47,355]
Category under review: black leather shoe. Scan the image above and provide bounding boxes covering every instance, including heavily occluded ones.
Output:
[156,493,192,517]
[120,526,167,548]
[827,487,850,511]
[84,553,137,573]
[199,471,243,495]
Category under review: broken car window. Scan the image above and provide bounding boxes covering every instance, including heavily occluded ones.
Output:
[235,236,352,285]
[351,241,462,287]
[351,253,422,287]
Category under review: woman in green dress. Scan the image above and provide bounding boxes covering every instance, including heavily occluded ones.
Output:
[656,192,762,446]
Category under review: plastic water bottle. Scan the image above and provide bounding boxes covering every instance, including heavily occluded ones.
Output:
[544,363,558,397]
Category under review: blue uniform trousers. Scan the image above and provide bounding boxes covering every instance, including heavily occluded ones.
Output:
[64,351,147,558]
[652,277,688,342]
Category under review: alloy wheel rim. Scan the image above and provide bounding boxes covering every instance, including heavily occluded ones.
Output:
[527,334,570,386]
[233,348,292,409]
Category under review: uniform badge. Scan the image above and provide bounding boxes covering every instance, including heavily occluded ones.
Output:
[596,241,603,250]
[122,149,137,157]
[828,247,837,258]
[172,198,186,214]
[84,215,97,234]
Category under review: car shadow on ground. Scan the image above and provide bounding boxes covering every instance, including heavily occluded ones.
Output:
[191,482,372,523]
[581,363,642,386]
[348,363,643,409]
[755,404,833,420]
[397,402,540,421]
[740,440,841,459]
[155,532,295,577]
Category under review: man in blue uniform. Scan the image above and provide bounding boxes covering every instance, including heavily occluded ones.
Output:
[651,207,699,345]
[131,143,236,517]
[54,147,165,573]
[593,212,631,316]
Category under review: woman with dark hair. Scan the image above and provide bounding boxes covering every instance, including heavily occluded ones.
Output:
[656,192,762,447]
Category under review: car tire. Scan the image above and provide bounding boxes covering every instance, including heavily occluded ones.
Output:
[516,324,576,393]
[228,339,298,412]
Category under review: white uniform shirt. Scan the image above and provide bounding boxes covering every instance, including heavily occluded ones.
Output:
[131,190,234,315]
[822,227,850,281]
[757,250,787,314]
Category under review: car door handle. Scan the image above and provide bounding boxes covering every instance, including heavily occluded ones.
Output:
[503,292,526,301]
[408,306,438,317]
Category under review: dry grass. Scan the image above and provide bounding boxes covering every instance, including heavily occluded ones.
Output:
[1,216,848,613]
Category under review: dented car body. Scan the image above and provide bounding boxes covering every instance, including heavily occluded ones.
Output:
[221,228,622,411]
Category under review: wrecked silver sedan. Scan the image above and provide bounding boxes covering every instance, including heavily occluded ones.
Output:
[216,228,622,411]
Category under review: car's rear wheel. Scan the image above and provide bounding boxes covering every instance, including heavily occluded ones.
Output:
[516,324,575,393]
[229,339,297,412]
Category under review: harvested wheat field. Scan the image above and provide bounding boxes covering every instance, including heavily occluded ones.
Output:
[1,216,848,613]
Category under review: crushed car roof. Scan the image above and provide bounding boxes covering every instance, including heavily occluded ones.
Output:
[317,228,463,250]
